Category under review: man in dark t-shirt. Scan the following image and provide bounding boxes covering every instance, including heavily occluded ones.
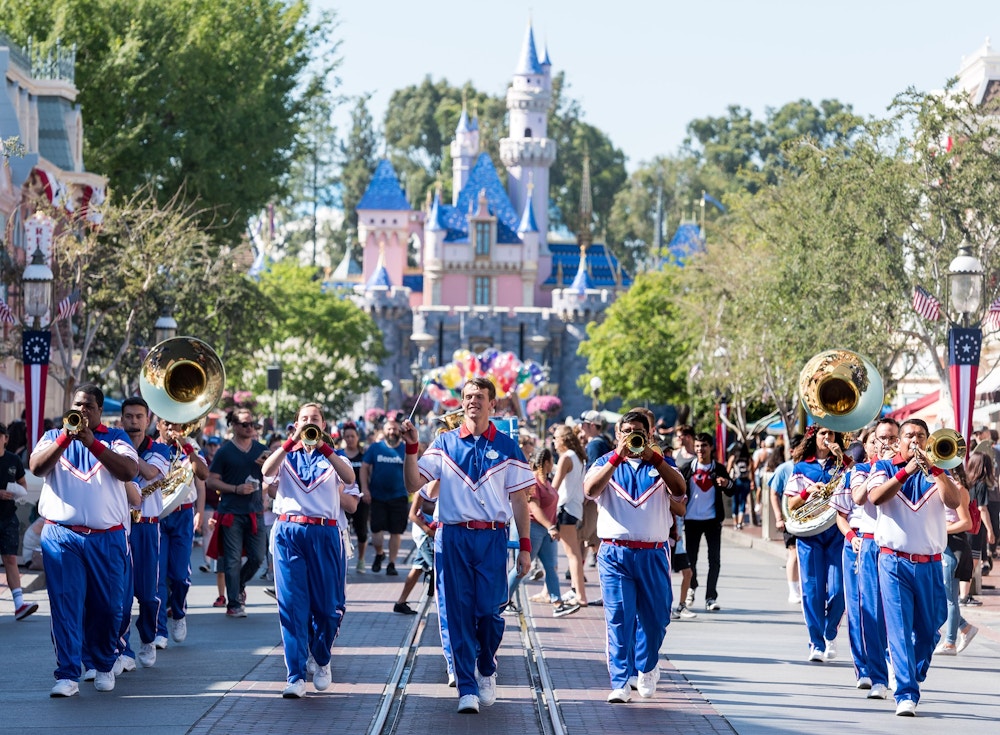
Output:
[360,418,408,576]
[0,422,35,620]
[207,409,267,617]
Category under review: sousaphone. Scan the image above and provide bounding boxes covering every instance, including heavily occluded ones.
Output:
[782,349,884,537]
[139,337,225,515]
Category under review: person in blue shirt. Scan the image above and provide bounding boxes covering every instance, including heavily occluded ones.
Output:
[360,418,408,576]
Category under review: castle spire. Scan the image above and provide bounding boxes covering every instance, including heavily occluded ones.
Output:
[365,241,392,290]
[515,20,543,75]
[518,182,538,233]
[577,151,593,250]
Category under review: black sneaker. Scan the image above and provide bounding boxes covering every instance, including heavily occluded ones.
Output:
[393,601,418,615]
[372,554,385,573]
[386,562,398,576]
[553,601,580,618]
[264,587,276,600]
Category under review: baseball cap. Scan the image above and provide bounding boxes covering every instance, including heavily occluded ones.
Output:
[206,436,222,446]
[764,436,776,447]
[580,410,605,427]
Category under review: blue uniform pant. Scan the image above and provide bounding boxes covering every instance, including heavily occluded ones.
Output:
[158,506,194,634]
[433,528,453,676]
[274,522,346,684]
[42,524,127,680]
[128,521,161,645]
[842,539,865,679]
[436,525,508,698]
[797,525,844,651]
[858,537,888,686]
[597,543,672,691]
[878,552,946,705]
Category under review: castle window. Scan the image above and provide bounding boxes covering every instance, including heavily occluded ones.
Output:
[475,222,491,257]
[524,127,532,138]
[474,276,491,305]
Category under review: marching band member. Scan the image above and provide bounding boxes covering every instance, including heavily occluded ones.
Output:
[401,377,534,715]
[32,385,139,697]
[261,402,356,699]
[785,426,850,663]
[156,419,210,646]
[583,410,686,703]
[119,397,171,669]
[868,418,962,717]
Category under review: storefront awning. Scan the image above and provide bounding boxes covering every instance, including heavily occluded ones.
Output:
[886,391,940,421]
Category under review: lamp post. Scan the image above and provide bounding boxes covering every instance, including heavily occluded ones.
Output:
[589,375,602,412]
[21,237,54,453]
[381,379,393,413]
[153,309,178,344]
[947,240,985,451]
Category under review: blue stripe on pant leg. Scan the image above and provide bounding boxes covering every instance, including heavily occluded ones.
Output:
[598,544,637,690]
[42,524,87,681]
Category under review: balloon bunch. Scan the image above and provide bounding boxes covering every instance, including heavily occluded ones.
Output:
[424,349,547,409]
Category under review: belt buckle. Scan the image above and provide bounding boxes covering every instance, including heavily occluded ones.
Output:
[80,526,92,536]
[904,551,918,563]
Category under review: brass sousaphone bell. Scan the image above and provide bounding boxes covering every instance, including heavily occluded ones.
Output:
[139,337,225,515]
[782,348,885,537]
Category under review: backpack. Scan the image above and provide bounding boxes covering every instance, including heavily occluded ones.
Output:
[734,457,750,480]
[969,500,983,536]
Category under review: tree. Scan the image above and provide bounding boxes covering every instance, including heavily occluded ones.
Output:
[0,0,333,241]
[252,260,387,419]
[339,95,380,237]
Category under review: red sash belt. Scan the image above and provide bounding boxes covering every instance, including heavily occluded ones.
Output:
[278,514,337,526]
[880,546,941,563]
[179,503,194,511]
[603,538,665,549]
[46,520,125,535]
[455,520,505,530]
[861,532,875,540]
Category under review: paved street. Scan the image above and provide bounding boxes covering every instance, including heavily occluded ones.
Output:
[1,529,997,734]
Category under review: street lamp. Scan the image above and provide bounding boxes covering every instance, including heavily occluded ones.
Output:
[153,309,178,344]
[947,240,985,451]
[589,375,602,411]
[21,228,55,453]
[381,379,394,412]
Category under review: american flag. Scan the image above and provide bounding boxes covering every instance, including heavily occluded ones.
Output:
[0,297,16,325]
[53,289,81,322]
[949,326,982,451]
[912,285,941,322]
[986,297,1000,331]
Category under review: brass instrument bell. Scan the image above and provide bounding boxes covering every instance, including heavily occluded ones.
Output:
[63,410,85,434]
[139,337,225,425]
[799,349,884,433]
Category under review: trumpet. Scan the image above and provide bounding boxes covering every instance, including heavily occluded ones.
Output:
[912,428,966,475]
[300,423,328,447]
[63,410,86,434]
[624,431,647,456]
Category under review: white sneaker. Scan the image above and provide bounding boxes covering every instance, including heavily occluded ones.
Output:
[823,638,837,661]
[957,624,979,653]
[684,589,695,607]
[934,641,957,655]
[117,655,137,673]
[94,671,115,692]
[627,675,639,690]
[856,676,872,690]
[313,663,331,691]
[50,679,79,697]
[868,684,889,700]
[475,669,497,706]
[447,671,456,687]
[282,679,306,698]
[637,667,660,698]
[895,699,917,716]
[457,693,480,713]
[808,645,825,662]
[168,616,187,643]
[677,604,697,619]
[138,642,157,668]
[788,592,802,604]
[82,669,96,681]
[307,654,318,675]
[153,635,169,650]
[607,687,632,703]
[670,607,681,620]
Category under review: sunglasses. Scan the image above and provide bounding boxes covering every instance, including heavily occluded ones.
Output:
[235,421,256,429]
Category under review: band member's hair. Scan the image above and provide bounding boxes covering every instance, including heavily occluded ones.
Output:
[463,376,496,401]
[296,402,324,421]
[966,451,991,487]
[875,417,899,430]
[620,410,650,433]
[694,432,714,446]
[900,418,929,435]
[121,396,149,414]
[791,427,845,463]
[76,383,104,409]
[553,424,586,462]
[529,446,553,471]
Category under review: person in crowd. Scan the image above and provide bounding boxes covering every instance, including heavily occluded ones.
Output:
[578,411,612,567]
[32,385,139,697]
[727,442,754,530]
[785,426,849,663]
[507,447,579,617]
[751,435,775,524]
[337,422,368,573]
[156,418,209,646]
[935,465,976,656]
[867,418,963,717]
[119,397,171,668]
[672,424,697,470]
[552,424,590,606]
[360,417,408,576]
[769,434,803,603]
[401,377,534,714]
[393,483,439,615]
[680,432,734,611]
[960,451,995,606]
[0,422,35,620]
[206,408,267,618]
[584,410,686,703]
[261,402,356,698]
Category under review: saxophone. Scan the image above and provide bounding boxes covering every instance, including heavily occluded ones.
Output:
[132,453,195,524]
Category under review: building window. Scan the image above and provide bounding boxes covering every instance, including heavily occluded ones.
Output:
[474,276,491,305]
[524,127,532,138]
[475,222,491,256]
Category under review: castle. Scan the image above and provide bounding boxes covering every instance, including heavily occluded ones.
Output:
[343,22,632,423]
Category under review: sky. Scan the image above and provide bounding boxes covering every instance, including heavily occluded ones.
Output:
[317,0,998,171]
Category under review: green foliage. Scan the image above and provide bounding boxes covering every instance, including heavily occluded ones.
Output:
[0,0,330,242]
[578,270,692,404]
[339,95,380,235]
[253,260,386,418]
